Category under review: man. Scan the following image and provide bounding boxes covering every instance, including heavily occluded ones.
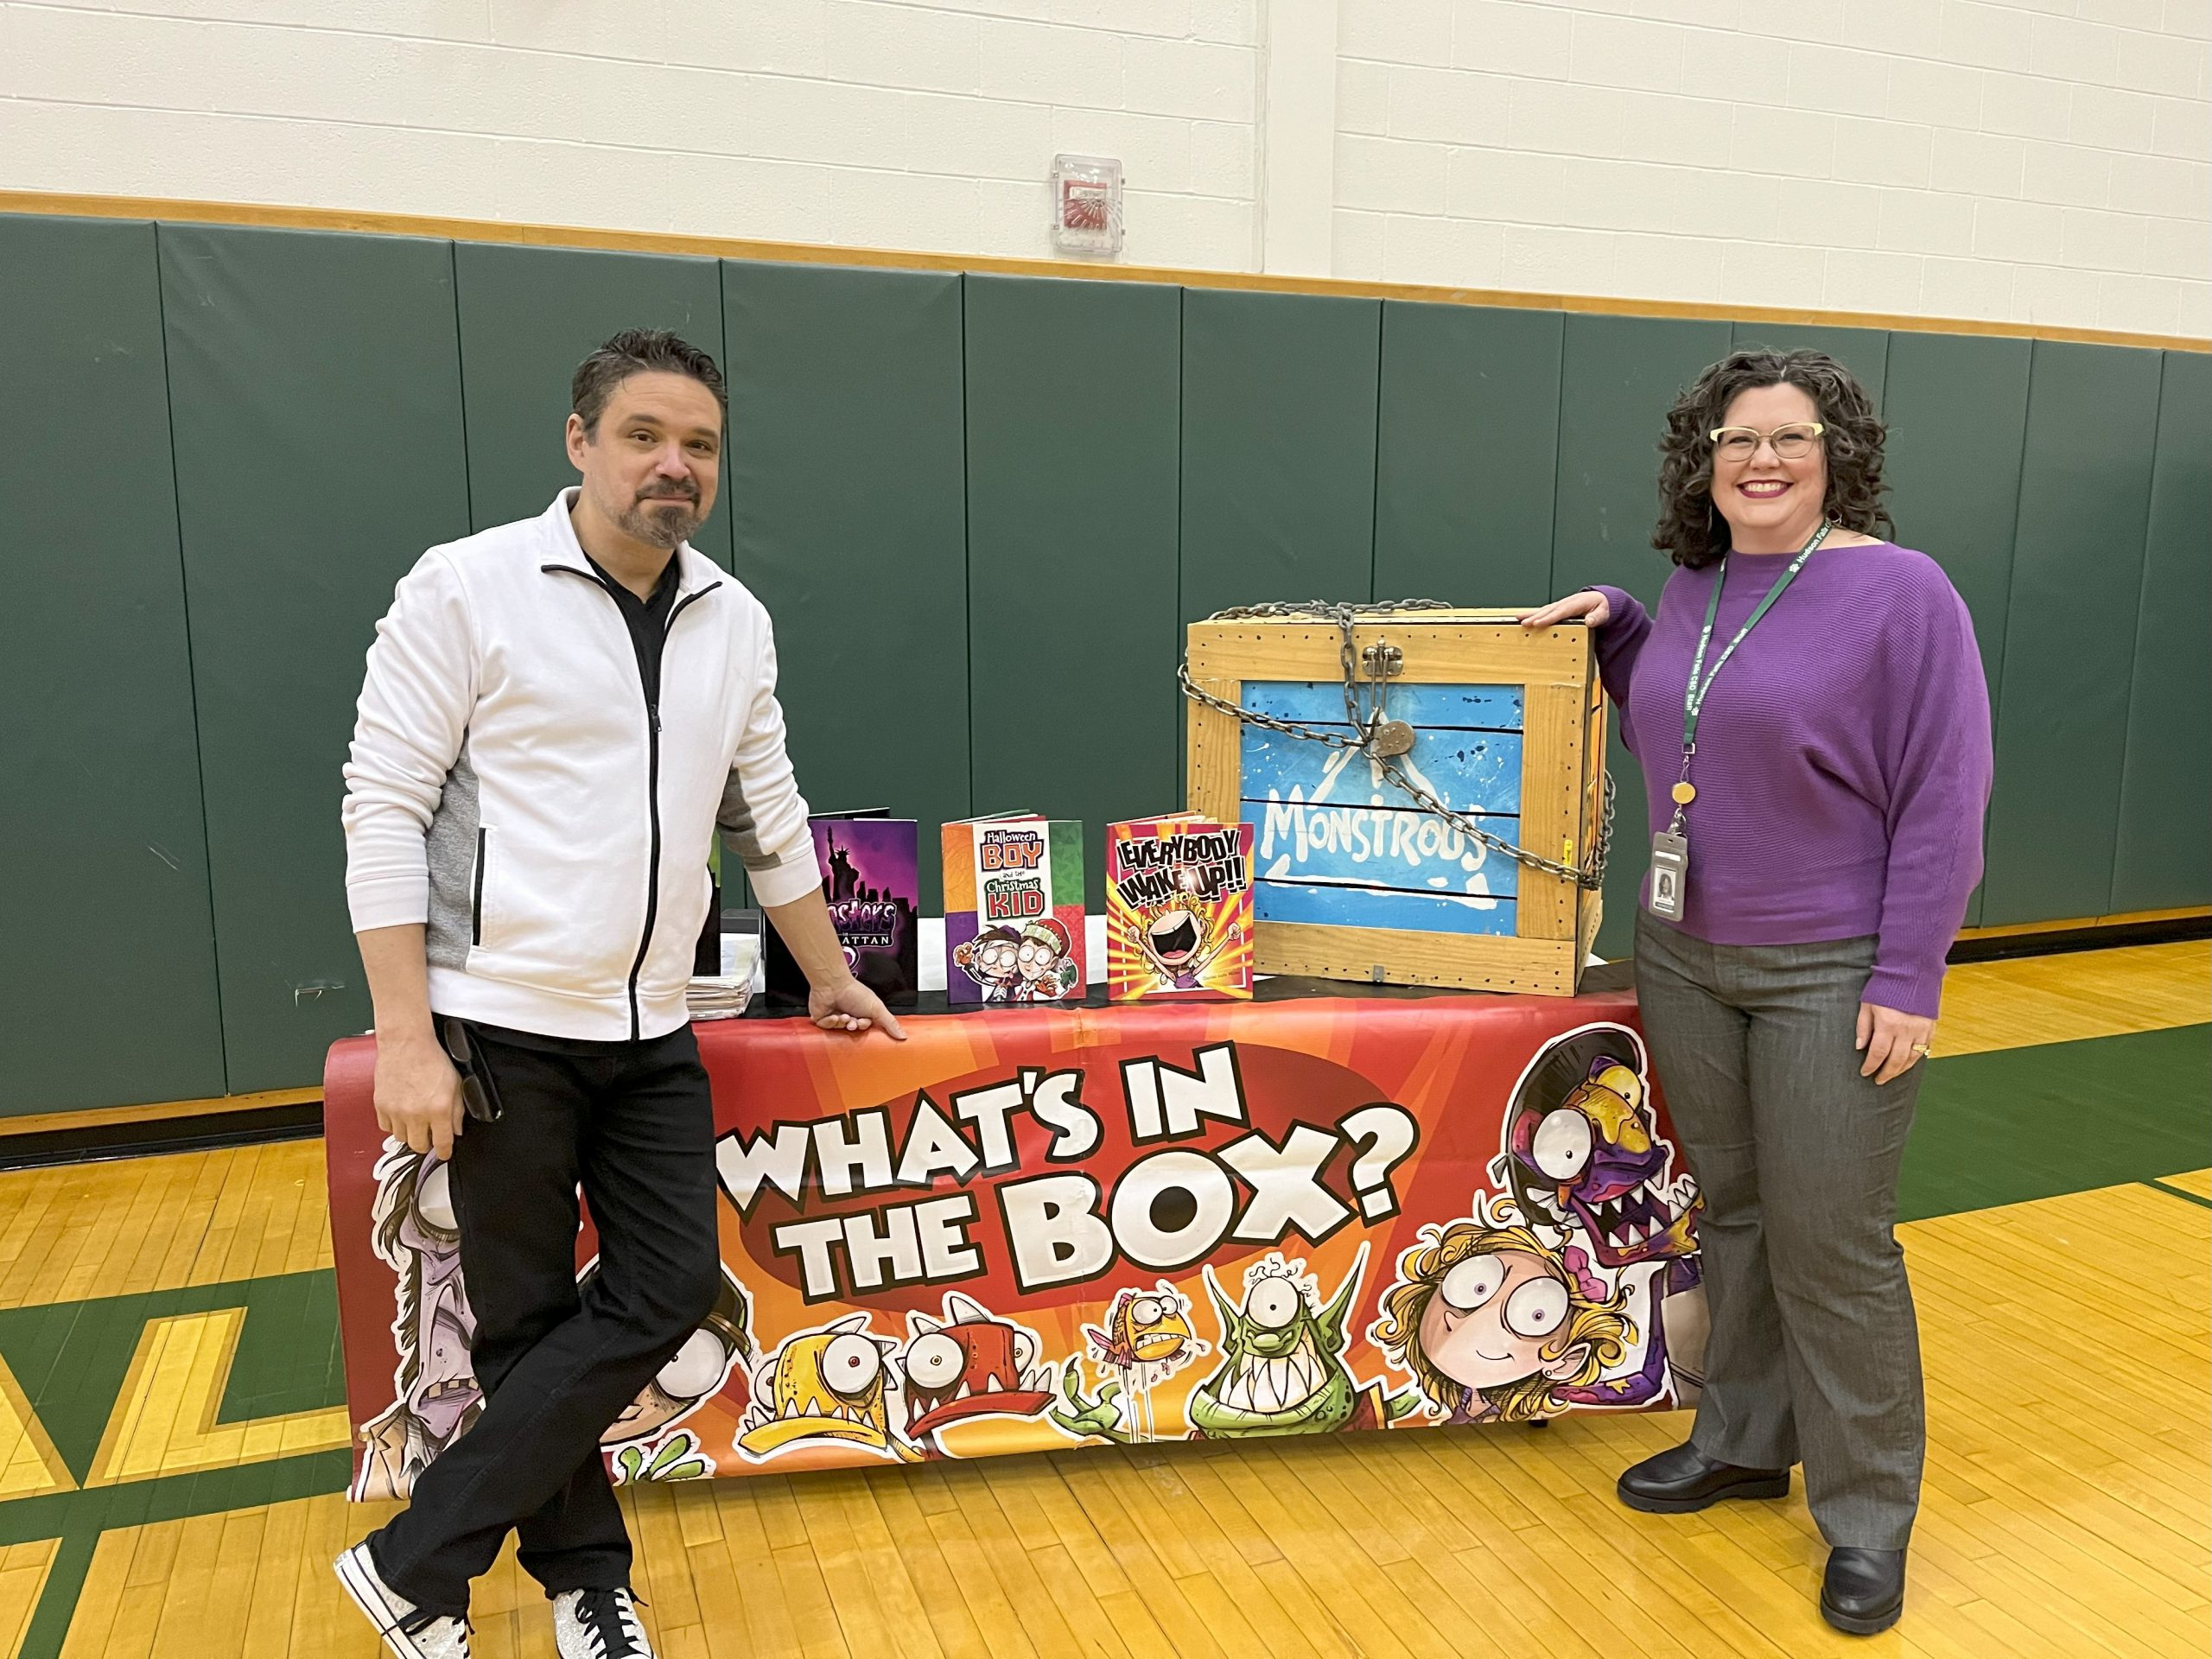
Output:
[335,329,902,1659]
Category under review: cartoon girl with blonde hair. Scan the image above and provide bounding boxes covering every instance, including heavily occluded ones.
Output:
[1373,1195,1665,1426]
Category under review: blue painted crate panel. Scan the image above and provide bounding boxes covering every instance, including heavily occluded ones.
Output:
[1240,679,1527,939]
[1243,681,1523,732]
[1249,800,1524,900]
[1255,875,1519,935]
[1241,730,1521,820]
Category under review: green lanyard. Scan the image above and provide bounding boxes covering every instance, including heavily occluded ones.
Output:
[1669,520,1830,827]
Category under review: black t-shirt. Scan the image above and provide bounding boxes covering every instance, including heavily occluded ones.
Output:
[585,548,682,711]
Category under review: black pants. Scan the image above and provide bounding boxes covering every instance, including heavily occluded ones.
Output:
[369,1023,721,1615]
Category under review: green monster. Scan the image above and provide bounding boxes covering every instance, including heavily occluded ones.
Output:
[1186,1243,1420,1438]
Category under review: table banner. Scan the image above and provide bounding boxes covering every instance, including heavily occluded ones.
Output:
[326,991,1708,1495]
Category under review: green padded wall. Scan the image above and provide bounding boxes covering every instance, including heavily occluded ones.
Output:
[1179,289,1383,622]
[1728,321,1891,408]
[1882,332,2031,926]
[161,225,474,1091]
[453,241,733,569]
[721,261,969,911]
[963,275,1182,905]
[2112,352,2212,912]
[1551,314,1734,957]
[1982,341,2164,925]
[2,199,2204,1112]
[1374,302,1563,605]
[0,217,226,1115]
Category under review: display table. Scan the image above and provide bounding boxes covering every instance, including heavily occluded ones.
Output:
[325,973,1708,1496]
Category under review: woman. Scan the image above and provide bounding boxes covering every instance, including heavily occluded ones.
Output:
[1522,349,1992,1637]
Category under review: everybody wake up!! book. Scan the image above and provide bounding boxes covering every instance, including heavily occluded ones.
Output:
[1104,815,1253,1001]
[941,815,1085,1006]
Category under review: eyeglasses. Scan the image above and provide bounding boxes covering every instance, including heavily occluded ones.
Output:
[1708,422,1824,461]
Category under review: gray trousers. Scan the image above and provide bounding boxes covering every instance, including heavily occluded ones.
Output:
[1633,911,1925,1550]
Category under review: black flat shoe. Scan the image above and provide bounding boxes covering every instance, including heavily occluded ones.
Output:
[1821,1547,1905,1635]
[1616,1441,1791,1513]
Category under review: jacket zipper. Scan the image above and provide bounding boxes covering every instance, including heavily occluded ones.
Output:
[546,563,721,1039]
[470,826,488,946]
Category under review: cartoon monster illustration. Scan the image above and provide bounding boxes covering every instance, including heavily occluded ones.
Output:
[1012,918,1081,1002]
[1121,904,1240,994]
[612,1433,713,1485]
[953,925,1027,1003]
[899,1292,1055,1455]
[356,1140,765,1496]
[1185,1246,1420,1438]
[1373,1193,1687,1426]
[353,1143,480,1500]
[1051,1281,1203,1445]
[1492,1025,1707,1397]
[737,1313,919,1464]
[594,1260,753,1481]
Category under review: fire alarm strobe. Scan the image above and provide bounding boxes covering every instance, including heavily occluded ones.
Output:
[1051,154,1123,257]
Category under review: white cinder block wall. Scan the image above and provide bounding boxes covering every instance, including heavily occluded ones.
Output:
[1,0,2203,335]
[0,1,1267,270]
[1334,0,2209,336]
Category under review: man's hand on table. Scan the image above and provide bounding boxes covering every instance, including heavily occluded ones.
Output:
[810,974,907,1041]
[374,1029,467,1158]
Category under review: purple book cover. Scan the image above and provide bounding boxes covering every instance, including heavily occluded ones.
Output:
[765,817,920,1008]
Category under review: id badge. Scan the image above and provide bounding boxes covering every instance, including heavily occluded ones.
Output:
[1648,832,1690,920]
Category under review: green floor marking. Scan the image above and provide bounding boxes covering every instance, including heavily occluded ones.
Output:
[5,1451,355,1659]
[1900,1024,2212,1223]
[0,1270,343,1483]
[2143,1178,2212,1211]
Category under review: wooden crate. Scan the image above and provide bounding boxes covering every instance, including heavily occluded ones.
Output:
[1185,609,1608,996]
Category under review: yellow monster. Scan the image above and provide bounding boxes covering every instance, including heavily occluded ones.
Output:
[1076,1282,1205,1443]
[737,1313,919,1463]
[1087,1283,1198,1372]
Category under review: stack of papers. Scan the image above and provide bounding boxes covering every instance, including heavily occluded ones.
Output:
[689,933,762,1020]
[685,976,753,1020]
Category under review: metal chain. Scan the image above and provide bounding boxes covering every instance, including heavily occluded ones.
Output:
[1179,600,1616,889]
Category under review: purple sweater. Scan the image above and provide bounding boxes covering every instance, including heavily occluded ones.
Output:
[1593,542,1993,1020]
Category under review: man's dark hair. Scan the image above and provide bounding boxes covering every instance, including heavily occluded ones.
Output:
[1652,348,1891,569]
[570,328,728,435]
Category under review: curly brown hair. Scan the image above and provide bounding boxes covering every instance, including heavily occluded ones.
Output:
[1653,348,1892,569]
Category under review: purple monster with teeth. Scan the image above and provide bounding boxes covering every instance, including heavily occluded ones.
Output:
[1494,1024,1709,1405]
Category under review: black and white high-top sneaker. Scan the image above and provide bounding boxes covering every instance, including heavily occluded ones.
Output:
[333,1542,472,1659]
[554,1587,656,1658]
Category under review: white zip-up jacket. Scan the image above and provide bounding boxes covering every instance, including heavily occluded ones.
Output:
[341,491,819,1041]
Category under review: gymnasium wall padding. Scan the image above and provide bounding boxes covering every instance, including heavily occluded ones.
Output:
[1178,289,1384,625]
[1,207,2203,1112]
[1982,340,2164,925]
[159,223,476,1094]
[1880,331,2032,927]
[1549,313,1735,959]
[721,261,970,913]
[963,275,1184,907]
[454,242,734,569]
[2112,351,2212,913]
[0,215,228,1114]
[1372,302,1563,605]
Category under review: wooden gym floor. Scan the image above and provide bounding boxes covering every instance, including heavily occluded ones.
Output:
[0,941,2202,1659]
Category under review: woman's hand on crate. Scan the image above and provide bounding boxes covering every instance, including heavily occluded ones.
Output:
[1519,591,1611,631]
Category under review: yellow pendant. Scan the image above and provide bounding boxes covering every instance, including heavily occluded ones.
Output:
[1671,782,1697,804]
